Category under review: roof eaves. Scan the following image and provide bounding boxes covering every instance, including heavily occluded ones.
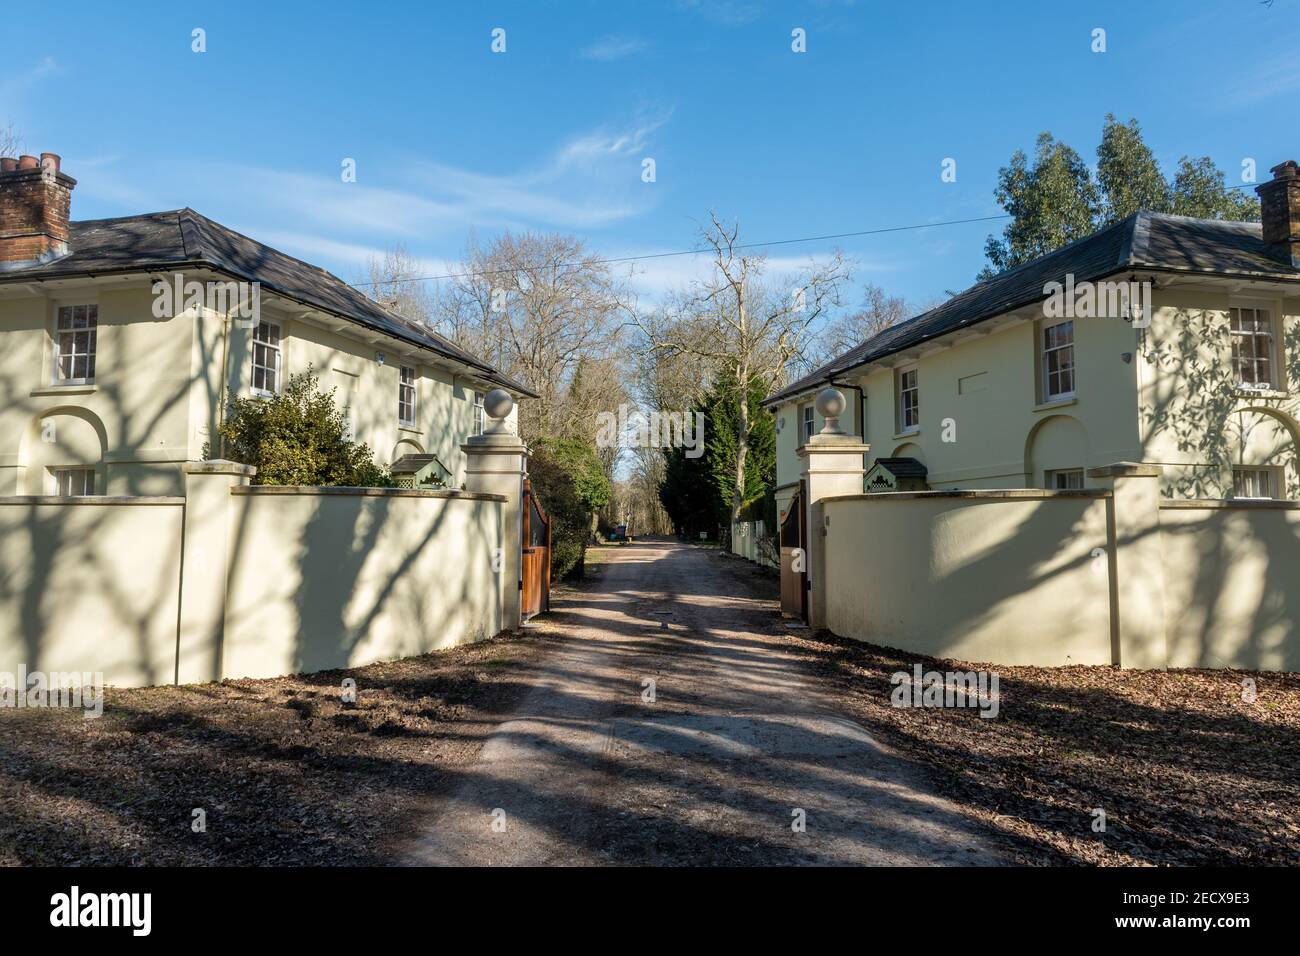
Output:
[0,249,540,399]
[762,271,1139,408]
[165,210,536,398]
[230,268,540,397]
[1135,262,1300,286]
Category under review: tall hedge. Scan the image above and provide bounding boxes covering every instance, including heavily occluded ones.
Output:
[528,437,611,580]
[659,372,774,543]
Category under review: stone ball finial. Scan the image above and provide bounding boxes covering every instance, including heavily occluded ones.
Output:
[813,387,848,437]
[484,388,514,421]
[815,387,845,420]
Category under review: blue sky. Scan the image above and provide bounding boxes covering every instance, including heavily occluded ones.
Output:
[1,0,1295,312]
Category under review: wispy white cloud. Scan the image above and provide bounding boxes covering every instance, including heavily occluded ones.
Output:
[0,57,60,137]
[68,155,170,210]
[0,56,59,102]
[154,114,673,278]
[1216,49,1300,107]
[256,232,400,271]
[218,167,465,237]
[398,113,671,232]
[621,248,896,304]
[579,35,647,61]
[164,114,667,246]
[256,231,457,282]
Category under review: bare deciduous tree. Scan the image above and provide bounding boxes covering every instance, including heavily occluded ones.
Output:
[638,212,849,530]
[558,353,628,445]
[359,243,435,327]
[560,353,629,527]
[607,447,672,537]
[634,315,704,413]
[434,231,631,442]
[804,283,912,370]
[0,122,22,159]
[627,444,673,534]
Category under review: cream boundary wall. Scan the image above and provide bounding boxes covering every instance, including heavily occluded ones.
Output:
[0,474,510,689]
[770,289,1300,502]
[1,276,512,498]
[1159,501,1300,671]
[218,487,502,681]
[821,491,1114,667]
[817,487,1300,671]
[0,496,183,687]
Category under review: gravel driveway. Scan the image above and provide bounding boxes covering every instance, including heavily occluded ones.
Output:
[406,538,1006,865]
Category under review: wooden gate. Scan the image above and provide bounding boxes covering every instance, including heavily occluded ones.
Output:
[521,478,551,620]
[779,480,808,622]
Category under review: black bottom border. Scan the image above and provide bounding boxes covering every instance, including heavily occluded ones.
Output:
[0,865,1292,940]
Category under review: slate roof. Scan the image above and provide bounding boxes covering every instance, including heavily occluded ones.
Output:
[871,457,928,479]
[0,209,536,396]
[766,211,1300,406]
[390,454,441,475]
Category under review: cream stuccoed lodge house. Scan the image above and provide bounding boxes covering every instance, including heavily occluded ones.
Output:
[0,153,533,497]
[762,160,1300,673]
[0,151,541,689]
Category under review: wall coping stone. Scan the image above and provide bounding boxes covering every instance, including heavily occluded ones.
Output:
[1088,462,1164,478]
[796,437,871,457]
[1161,498,1300,511]
[462,434,528,453]
[183,460,258,477]
[232,485,506,502]
[0,496,185,505]
[821,489,1110,503]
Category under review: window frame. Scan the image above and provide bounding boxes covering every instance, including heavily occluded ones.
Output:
[398,366,417,427]
[1228,302,1279,391]
[472,390,486,437]
[1046,468,1085,491]
[51,304,98,386]
[1040,319,1076,403]
[1232,465,1280,500]
[250,320,282,397]
[801,404,815,444]
[896,366,920,434]
[49,467,96,497]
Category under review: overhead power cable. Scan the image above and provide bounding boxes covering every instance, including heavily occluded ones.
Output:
[356,181,1264,290]
[353,213,1013,288]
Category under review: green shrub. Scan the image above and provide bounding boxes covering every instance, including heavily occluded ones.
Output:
[528,437,611,580]
[217,371,393,487]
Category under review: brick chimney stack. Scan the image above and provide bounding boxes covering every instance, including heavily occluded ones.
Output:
[0,152,77,268]
[1256,160,1300,268]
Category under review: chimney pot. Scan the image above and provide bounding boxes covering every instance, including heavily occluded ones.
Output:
[1270,160,1299,180]
[0,150,76,265]
[1256,158,1300,267]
